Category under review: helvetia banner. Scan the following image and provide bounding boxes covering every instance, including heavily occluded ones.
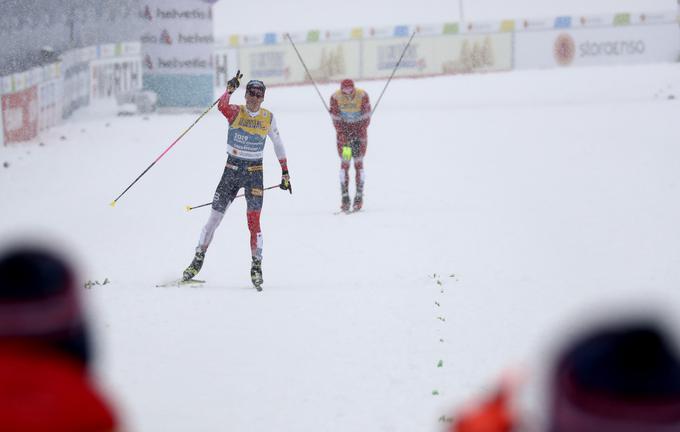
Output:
[141,1,216,108]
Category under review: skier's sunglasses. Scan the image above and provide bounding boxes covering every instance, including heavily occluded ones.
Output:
[247,90,264,98]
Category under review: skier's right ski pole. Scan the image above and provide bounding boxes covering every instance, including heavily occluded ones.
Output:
[109,97,220,207]
[285,33,330,112]
[185,184,280,212]
[371,31,417,116]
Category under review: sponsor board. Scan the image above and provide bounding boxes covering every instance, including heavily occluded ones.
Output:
[366,26,396,39]
[38,78,62,131]
[289,41,360,82]
[2,86,38,143]
[240,33,267,46]
[575,14,613,28]
[237,41,361,85]
[90,58,143,99]
[631,11,676,24]
[61,57,90,119]
[462,20,502,34]
[141,0,215,107]
[413,23,445,36]
[322,28,353,42]
[362,33,512,78]
[515,23,680,69]
[517,17,554,31]
[362,37,426,78]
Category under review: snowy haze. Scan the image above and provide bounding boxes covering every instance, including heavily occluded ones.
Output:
[2,62,680,430]
[213,0,676,37]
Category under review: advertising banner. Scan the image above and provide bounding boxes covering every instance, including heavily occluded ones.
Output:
[39,63,62,132]
[2,86,38,143]
[237,41,361,86]
[90,58,142,99]
[515,23,680,69]
[141,1,216,108]
[362,33,513,78]
[61,49,91,119]
[433,33,513,75]
[361,36,427,79]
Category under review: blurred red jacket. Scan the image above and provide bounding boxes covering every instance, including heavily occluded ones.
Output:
[451,385,516,432]
[0,342,118,432]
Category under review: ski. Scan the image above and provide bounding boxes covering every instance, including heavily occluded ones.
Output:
[156,279,206,288]
[333,209,361,215]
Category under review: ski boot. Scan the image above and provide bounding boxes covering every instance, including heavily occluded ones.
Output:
[251,257,263,291]
[352,193,363,212]
[341,194,351,212]
[182,249,205,281]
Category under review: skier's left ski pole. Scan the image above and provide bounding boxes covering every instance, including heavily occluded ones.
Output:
[109,97,220,207]
[185,184,281,211]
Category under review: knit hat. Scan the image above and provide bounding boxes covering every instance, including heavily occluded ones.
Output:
[341,79,355,95]
[0,246,90,363]
[549,320,680,432]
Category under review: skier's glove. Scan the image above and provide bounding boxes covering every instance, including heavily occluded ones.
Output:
[280,169,292,194]
[226,70,243,94]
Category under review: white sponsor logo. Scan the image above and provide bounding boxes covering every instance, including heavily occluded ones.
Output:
[155,8,210,20]
[156,57,209,69]
[580,40,645,57]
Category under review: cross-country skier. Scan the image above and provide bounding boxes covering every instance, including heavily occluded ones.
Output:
[182,74,291,289]
[329,79,371,212]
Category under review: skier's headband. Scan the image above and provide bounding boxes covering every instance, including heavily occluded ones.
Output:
[246,80,266,93]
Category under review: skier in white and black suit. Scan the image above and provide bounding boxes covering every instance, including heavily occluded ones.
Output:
[182,75,292,289]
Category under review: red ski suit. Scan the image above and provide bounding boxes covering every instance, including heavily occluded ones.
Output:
[329,88,371,158]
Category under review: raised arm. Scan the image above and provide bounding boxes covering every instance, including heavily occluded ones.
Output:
[217,91,240,124]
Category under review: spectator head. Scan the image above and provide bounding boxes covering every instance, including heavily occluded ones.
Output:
[549,319,680,432]
[0,246,90,364]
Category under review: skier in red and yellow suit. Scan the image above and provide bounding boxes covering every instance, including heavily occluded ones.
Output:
[330,79,371,212]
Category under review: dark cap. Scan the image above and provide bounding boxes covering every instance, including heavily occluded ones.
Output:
[549,320,680,432]
[0,246,90,363]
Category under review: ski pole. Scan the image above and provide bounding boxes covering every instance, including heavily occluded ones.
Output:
[285,33,330,112]
[109,96,221,207]
[371,31,417,116]
[185,184,281,212]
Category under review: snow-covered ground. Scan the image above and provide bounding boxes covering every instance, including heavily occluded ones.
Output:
[2,63,680,431]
